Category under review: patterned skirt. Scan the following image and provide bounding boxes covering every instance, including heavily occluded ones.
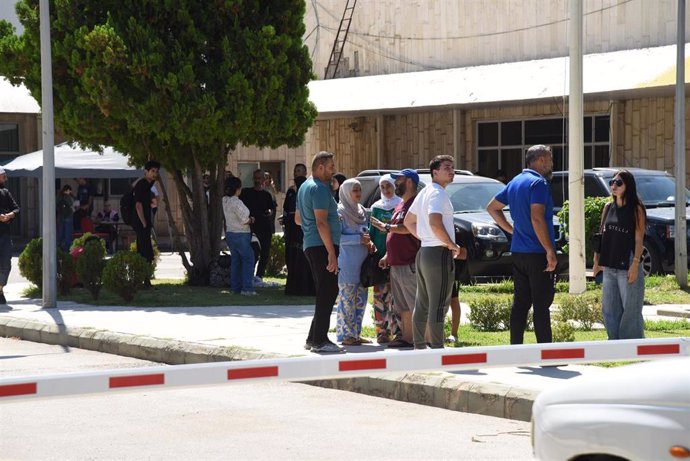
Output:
[336,283,368,342]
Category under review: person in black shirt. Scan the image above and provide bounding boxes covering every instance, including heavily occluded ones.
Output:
[0,167,19,305]
[283,164,315,296]
[593,170,646,340]
[76,178,93,214]
[133,161,160,277]
[240,169,276,286]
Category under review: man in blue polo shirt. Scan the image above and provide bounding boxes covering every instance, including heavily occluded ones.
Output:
[295,151,343,353]
[486,144,557,344]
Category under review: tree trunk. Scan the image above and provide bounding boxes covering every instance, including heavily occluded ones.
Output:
[169,150,226,285]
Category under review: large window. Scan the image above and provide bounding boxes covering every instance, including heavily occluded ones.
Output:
[477,115,610,180]
[0,124,19,153]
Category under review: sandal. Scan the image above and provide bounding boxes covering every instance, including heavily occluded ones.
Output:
[387,339,413,348]
[341,337,361,346]
[376,334,391,344]
[357,337,373,344]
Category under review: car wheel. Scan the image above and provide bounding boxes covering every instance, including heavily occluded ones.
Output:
[641,240,661,276]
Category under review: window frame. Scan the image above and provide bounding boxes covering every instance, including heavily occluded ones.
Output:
[0,123,20,154]
[476,114,611,180]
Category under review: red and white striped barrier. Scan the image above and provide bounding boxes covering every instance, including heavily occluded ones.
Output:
[1,337,688,401]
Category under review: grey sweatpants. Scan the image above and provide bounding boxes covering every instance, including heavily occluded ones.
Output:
[413,246,454,348]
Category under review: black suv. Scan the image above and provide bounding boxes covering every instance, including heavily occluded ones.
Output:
[356,169,568,282]
[551,168,690,274]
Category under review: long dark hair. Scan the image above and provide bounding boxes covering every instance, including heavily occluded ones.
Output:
[613,169,646,223]
[225,177,242,196]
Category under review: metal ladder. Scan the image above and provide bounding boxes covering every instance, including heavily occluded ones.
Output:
[323,0,357,79]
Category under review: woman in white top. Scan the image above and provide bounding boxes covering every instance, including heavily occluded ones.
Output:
[223,177,257,296]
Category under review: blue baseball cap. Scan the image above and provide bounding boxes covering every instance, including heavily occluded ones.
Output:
[390,168,419,184]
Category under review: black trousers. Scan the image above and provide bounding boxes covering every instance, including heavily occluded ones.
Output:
[135,225,154,264]
[304,245,339,346]
[254,230,272,279]
[510,252,555,344]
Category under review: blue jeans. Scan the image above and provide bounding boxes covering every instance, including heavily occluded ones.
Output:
[0,234,12,286]
[57,218,74,252]
[226,232,255,293]
[602,260,645,339]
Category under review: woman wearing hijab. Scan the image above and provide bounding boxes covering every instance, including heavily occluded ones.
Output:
[336,179,375,345]
[283,174,315,296]
[332,173,347,203]
[368,174,403,343]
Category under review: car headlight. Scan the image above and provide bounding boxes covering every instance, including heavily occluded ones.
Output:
[471,223,508,242]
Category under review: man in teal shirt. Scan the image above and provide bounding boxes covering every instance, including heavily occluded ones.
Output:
[296,151,343,353]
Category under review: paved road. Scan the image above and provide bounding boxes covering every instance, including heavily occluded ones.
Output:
[1,338,534,460]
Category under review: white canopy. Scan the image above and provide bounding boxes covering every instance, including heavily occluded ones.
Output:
[2,142,142,178]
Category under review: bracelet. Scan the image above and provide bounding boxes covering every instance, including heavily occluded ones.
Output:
[385,223,391,232]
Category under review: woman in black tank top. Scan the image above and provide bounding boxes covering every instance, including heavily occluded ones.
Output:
[592,170,647,339]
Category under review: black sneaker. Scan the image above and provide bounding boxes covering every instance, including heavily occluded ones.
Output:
[0,292,6,304]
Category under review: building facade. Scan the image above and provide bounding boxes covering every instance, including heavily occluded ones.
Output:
[235,0,688,188]
[2,0,688,239]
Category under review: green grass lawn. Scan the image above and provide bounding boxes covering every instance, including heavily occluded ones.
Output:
[24,277,314,307]
[458,274,690,306]
[25,273,690,308]
[359,319,690,347]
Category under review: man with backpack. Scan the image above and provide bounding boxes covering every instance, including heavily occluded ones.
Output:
[132,161,160,284]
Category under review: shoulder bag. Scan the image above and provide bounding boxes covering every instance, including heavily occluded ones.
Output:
[592,202,611,254]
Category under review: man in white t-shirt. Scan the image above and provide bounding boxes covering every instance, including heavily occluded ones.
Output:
[404,155,467,348]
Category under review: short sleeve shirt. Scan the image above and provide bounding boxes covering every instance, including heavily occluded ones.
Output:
[297,177,341,250]
[494,169,555,253]
[408,183,455,247]
[386,196,421,265]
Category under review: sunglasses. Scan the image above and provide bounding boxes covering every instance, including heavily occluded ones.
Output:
[609,179,624,187]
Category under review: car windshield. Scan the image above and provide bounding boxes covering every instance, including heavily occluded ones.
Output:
[447,182,505,213]
[603,173,690,206]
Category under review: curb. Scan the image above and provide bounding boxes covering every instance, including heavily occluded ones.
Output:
[305,373,535,422]
[0,317,281,363]
[0,316,536,421]
[657,308,690,319]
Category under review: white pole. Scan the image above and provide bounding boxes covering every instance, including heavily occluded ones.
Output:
[675,0,688,287]
[39,0,56,307]
[568,0,586,294]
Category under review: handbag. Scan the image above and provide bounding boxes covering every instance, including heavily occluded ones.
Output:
[360,253,389,287]
[592,202,611,253]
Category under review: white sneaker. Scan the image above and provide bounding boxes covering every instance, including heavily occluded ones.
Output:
[241,290,258,296]
[310,342,345,353]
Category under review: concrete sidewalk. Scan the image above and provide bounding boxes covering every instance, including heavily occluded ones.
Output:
[1,254,687,421]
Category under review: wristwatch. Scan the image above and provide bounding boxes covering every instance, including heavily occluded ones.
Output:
[385,223,391,232]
